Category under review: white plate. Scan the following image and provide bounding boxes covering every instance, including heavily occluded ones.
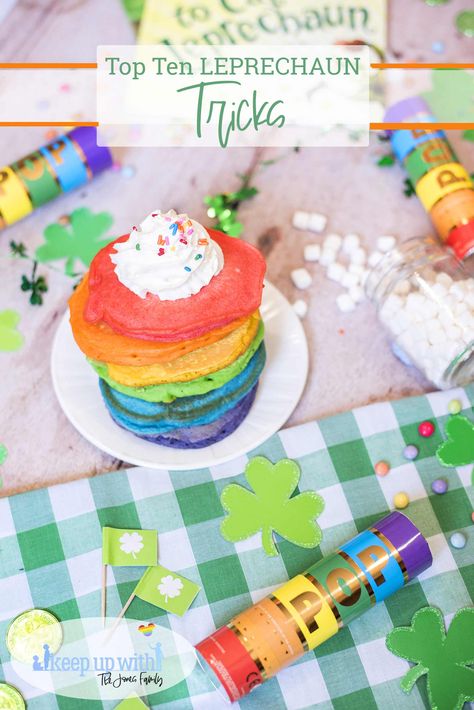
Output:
[51,281,308,470]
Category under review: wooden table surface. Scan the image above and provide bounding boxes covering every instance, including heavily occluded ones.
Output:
[0,0,472,496]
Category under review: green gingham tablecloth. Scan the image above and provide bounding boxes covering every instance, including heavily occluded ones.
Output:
[0,386,473,710]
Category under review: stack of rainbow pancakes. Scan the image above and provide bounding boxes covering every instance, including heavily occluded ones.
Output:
[69,210,267,448]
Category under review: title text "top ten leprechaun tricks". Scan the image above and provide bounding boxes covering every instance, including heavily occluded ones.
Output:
[97,45,370,149]
[104,54,361,80]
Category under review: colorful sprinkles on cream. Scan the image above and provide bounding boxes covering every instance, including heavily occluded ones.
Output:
[110,209,224,300]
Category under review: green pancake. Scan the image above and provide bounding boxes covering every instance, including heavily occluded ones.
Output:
[89,320,264,403]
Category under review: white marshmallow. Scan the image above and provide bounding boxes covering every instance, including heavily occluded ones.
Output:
[349,285,365,303]
[292,299,308,318]
[377,235,396,253]
[368,250,384,268]
[304,244,321,262]
[341,271,360,289]
[348,264,365,279]
[291,267,312,290]
[308,212,327,233]
[349,247,367,266]
[320,249,337,266]
[394,279,411,296]
[336,293,356,312]
[436,272,453,289]
[327,262,346,283]
[292,210,310,230]
[323,233,342,251]
[342,233,360,254]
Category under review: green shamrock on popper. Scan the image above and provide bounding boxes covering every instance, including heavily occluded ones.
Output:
[220,456,324,556]
[386,606,474,710]
[436,415,474,467]
[35,207,114,276]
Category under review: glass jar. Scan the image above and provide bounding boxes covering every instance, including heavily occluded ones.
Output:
[366,236,474,389]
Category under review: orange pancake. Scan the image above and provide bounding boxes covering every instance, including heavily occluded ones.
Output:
[69,276,257,366]
[102,311,261,387]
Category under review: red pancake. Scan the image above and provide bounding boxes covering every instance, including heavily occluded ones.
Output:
[85,229,266,342]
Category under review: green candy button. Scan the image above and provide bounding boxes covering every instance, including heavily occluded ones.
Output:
[0,682,26,710]
[6,609,62,664]
[456,10,474,36]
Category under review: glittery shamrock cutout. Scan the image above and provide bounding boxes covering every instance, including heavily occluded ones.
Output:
[436,415,474,467]
[0,310,24,351]
[35,207,114,276]
[0,443,7,466]
[423,70,474,124]
[386,606,474,710]
[220,456,324,556]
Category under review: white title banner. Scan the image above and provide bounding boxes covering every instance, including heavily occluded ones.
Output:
[97,44,370,147]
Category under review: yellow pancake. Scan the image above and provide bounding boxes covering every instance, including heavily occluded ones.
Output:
[103,312,261,387]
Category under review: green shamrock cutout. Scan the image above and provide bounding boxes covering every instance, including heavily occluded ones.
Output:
[35,207,114,276]
[423,70,474,124]
[386,606,474,710]
[436,415,474,467]
[0,310,24,351]
[0,443,7,466]
[220,456,324,556]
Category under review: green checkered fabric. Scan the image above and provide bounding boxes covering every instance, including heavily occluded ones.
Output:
[1,386,473,710]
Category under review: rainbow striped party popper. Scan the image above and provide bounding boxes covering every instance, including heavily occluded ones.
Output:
[0,127,112,229]
[385,97,474,260]
[196,511,432,702]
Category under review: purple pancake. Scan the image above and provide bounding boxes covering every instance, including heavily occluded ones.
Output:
[110,383,258,449]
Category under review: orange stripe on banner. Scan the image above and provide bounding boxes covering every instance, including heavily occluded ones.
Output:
[371,123,474,130]
[0,122,99,127]
[0,63,97,69]
[371,63,474,69]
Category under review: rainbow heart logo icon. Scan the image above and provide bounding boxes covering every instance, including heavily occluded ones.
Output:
[138,623,156,637]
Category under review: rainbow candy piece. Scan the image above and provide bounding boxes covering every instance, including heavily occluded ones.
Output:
[196,511,432,702]
[385,97,474,260]
[0,127,112,229]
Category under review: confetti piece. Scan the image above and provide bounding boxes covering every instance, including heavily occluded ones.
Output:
[403,444,418,461]
[450,531,467,549]
[431,478,448,494]
[121,164,136,179]
[375,460,390,476]
[418,421,435,437]
[394,492,409,509]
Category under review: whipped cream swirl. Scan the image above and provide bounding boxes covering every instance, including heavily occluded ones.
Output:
[110,209,224,300]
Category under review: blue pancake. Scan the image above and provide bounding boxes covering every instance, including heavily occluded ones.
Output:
[124,384,258,449]
[99,344,265,435]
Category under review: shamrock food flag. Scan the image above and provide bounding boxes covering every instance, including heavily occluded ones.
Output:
[102,528,157,566]
[134,565,200,616]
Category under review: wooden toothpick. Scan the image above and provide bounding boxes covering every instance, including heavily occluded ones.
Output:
[101,564,107,626]
[104,590,136,643]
